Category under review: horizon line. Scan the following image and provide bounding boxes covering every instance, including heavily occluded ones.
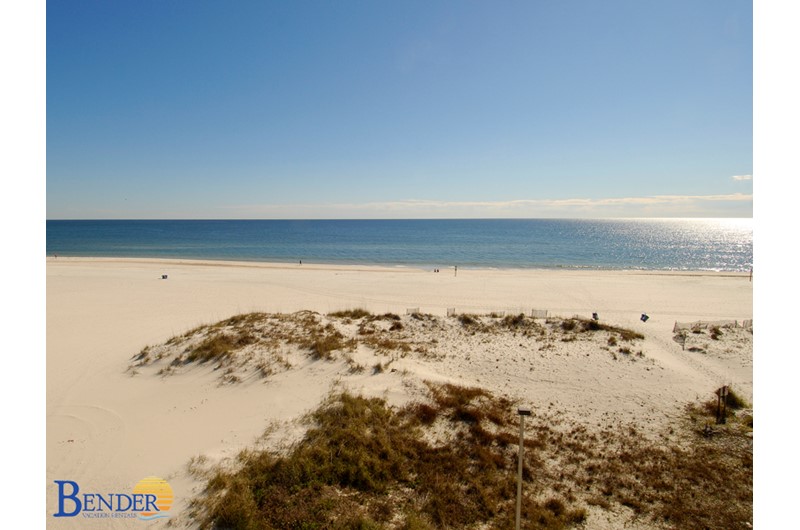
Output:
[46,216,754,222]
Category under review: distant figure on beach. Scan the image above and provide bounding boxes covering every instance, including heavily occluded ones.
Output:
[300,260,302,265]
[454,265,458,277]
[749,268,752,282]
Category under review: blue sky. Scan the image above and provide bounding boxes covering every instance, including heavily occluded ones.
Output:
[46,0,753,219]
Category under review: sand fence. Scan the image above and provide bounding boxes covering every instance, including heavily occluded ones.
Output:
[441,308,550,319]
[673,319,752,333]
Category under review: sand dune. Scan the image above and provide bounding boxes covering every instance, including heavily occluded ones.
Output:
[46,258,752,528]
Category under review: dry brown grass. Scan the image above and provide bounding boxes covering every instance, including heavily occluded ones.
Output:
[190,386,588,529]
[187,383,751,529]
[135,312,749,527]
[553,318,644,342]
[130,311,364,381]
[185,331,258,363]
[329,308,372,320]
[132,312,646,383]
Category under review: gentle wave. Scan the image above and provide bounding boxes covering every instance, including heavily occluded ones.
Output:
[46,218,753,272]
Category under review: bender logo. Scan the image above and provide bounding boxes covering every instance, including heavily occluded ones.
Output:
[53,476,174,520]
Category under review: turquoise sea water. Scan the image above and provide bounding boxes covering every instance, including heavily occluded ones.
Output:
[45,219,753,272]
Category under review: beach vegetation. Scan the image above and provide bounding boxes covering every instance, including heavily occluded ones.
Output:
[457,314,477,326]
[582,319,602,331]
[186,331,258,363]
[189,384,751,529]
[362,336,411,354]
[399,513,436,530]
[499,313,543,333]
[128,309,750,527]
[221,370,241,384]
[186,454,211,479]
[133,346,150,362]
[357,322,376,335]
[191,386,585,530]
[217,312,267,329]
[255,359,273,378]
[131,311,423,382]
[725,387,749,409]
[560,319,578,331]
[453,313,495,333]
[412,402,438,425]
[136,311,361,380]
[589,322,644,341]
[304,331,354,360]
[329,308,372,319]
[355,314,406,335]
[179,323,211,341]
[344,353,366,374]
[696,386,750,420]
[453,312,549,335]
[554,318,644,343]
[349,363,366,374]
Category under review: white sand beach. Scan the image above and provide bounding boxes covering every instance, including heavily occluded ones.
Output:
[46,257,753,528]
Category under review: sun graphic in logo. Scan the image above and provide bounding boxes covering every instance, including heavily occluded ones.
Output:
[133,476,174,520]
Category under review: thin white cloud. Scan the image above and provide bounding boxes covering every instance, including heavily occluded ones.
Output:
[732,174,753,181]
[219,193,752,219]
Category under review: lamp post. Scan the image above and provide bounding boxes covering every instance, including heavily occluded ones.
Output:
[516,406,531,530]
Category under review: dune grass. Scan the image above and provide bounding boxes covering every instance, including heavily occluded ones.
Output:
[133,311,750,527]
[557,318,644,341]
[190,386,588,530]
[188,382,751,530]
[185,332,259,363]
[329,308,373,320]
[135,311,647,381]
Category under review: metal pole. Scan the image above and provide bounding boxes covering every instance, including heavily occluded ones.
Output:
[721,386,728,424]
[516,414,524,530]
[515,407,530,530]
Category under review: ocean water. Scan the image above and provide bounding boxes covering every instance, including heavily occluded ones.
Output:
[45,219,753,272]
